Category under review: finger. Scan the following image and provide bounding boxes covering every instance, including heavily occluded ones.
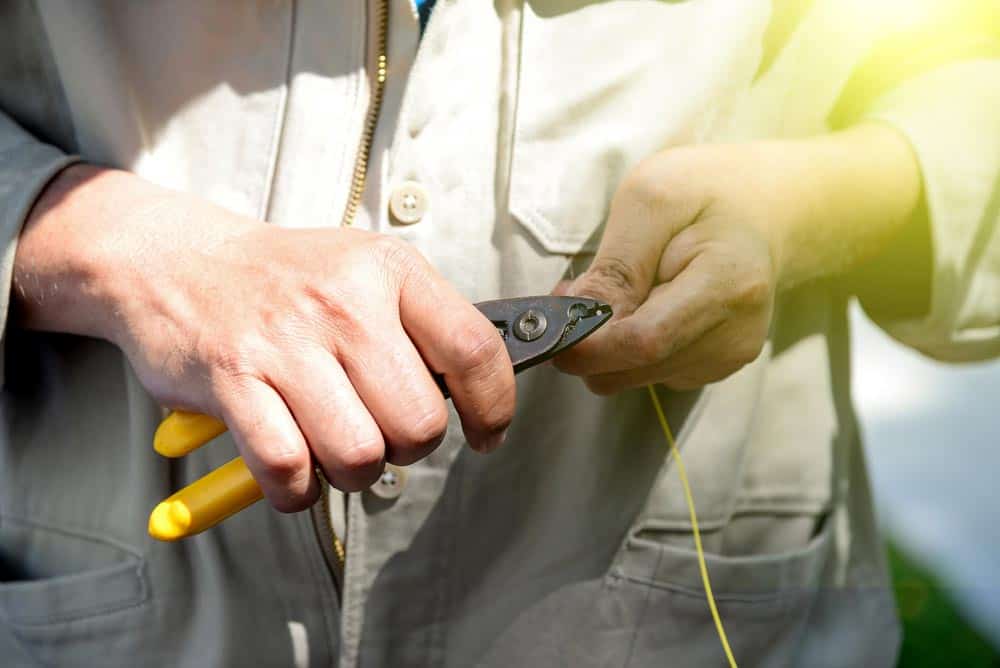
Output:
[275,348,385,492]
[581,319,763,395]
[400,273,515,452]
[337,320,451,465]
[581,325,724,395]
[565,173,695,318]
[657,219,712,283]
[554,253,728,376]
[552,279,573,297]
[218,378,318,513]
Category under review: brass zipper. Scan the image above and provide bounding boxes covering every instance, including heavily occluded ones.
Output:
[319,0,390,591]
[341,0,389,228]
[319,482,347,574]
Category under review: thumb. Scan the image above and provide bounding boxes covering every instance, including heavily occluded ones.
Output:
[568,188,677,317]
[552,279,573,297]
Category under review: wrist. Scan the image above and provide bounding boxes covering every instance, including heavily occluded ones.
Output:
[758,124,922,290]
[13,164,264,346]
[15,164,129,341]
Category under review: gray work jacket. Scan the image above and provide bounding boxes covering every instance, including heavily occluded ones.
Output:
[2,1,999,666]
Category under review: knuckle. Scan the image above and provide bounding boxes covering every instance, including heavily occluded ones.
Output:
[337,436,385,473]
[621,151,704,212]
[734,274,772,309]
[270,485,318,514]
[370,235,430,296]
[372,233,412,256]
[256,444,308,483]
[401,404,449,450]
[256,446,316,514]
[475,392,514,437]
[371,235,420,274]
[619,165,673,213]
[300,283,359,332]
[209,334,266,384]
[584,256,641,301]
[212,344,253,379]
[454,324,506,375]
[623,323,663,366]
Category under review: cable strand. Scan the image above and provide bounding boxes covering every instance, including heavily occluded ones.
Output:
[646,385,738,668]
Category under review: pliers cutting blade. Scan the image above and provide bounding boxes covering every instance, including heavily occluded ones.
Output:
[438,295,612,396]
[148,296,612,540]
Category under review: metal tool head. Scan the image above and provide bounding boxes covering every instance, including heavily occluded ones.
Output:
[475,295,613,373]
[435,296,612,398]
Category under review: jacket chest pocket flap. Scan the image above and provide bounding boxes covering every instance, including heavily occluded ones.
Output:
[509,0,767,255]
[0,518,147,627]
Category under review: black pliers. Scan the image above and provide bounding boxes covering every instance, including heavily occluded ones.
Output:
[149,295,611,541]
[437,296,612,397]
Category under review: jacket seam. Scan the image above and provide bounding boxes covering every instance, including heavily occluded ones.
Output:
[615,570,810,605]
[0,561,149,628]
[260,0,297,222]
[333,2,367,230]
[0,513,143,559]
[602,386,714,575]
[29,4,82,153]
[635,498,831,530]
[621,544,663,668]
[294,511,339,666]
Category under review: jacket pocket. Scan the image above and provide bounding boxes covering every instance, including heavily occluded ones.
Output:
[509,0,769,256]
[477,515,833,668]
[611,513,833,667]
[0,558,146,628]
[0,515,150,665]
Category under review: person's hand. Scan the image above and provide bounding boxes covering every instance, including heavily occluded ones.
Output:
[553,125,923,394]
[552,144,780,394]
[15,165,515,511]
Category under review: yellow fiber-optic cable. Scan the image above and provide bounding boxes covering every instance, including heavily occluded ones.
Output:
[646,385,738,668]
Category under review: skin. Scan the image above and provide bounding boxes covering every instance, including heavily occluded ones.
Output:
[553,122,923,393]
[12,122,921,509]
[13,165,515,512]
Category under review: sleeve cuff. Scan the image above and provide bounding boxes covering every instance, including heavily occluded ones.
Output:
[860,59,1000,362]
[0,133,80,383]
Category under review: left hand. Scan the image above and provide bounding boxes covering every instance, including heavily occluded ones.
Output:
[553,143,785,394]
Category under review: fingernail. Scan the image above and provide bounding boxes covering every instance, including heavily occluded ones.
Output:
[479,429,508,454]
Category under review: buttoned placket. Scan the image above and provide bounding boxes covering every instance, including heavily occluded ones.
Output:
[334,1,527,664]
[334,1,425,666]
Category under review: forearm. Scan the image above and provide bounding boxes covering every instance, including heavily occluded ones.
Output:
[763,122,924,290]
[554,122,926,392]
[12,164,256,344]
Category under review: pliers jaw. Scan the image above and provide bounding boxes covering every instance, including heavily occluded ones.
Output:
[150,294,613,540]
[435,296,611,398]
[476,296,612,372]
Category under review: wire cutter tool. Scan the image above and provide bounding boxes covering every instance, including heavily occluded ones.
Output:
[149,295,612,541]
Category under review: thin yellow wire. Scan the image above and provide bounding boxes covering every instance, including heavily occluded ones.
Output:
[646,385,738,668]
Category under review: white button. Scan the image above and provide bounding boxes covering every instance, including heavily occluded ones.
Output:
[369,464,407,500]
[389,181,429,225]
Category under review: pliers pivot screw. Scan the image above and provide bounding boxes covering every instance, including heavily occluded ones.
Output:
[513,309,547,341]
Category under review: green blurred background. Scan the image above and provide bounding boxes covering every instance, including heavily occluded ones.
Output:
[891,543,1000,667]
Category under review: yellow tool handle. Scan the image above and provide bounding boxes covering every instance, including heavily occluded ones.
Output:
[153,411,228,457]
[149,411,264,541]
[148,456,263,540]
